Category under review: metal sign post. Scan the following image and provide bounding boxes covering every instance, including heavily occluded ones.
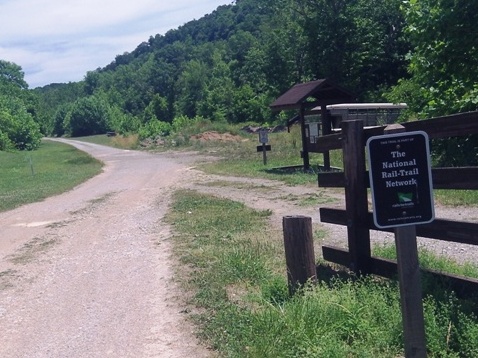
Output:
[367,124,434,357]
[257,130,270,165]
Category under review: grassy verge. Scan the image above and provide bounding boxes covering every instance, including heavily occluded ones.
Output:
[166,190,478,357]
[0,140,103,212]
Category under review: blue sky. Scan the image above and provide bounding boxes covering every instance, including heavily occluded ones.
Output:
[0,0,232,88]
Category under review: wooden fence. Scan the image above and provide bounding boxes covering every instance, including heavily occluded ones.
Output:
[315,111,478,298]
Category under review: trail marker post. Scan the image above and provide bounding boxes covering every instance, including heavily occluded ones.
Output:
[257,130,271,165]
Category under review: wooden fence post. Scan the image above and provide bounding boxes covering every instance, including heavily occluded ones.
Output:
[342,120,371,274]
[385,124,427,358]
[283,215,317,295]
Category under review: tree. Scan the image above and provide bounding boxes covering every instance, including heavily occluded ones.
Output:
[175,60,209,118]
[0,96,41,150]
[64,96,111,137]
[387,1,478,166]
[396,0,478,117]
[34,82,85,135]
[0,60,28,91]
[284,0,408,98]
[0,60,41,150]
[143,94,170,123]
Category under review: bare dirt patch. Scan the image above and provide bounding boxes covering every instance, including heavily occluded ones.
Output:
[190,131,246,143]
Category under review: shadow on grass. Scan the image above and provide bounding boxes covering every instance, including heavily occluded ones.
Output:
[264,165,342,175]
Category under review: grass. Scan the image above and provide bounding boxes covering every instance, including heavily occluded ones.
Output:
[434,189,478,206]
[165,122,478,206]
[192,126,343,186]
[0,140,103,212]
[374,244,478,279]
[166,190,478,357]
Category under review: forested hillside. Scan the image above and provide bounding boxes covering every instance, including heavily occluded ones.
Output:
[2,0,478,150]
[33,0,410,139]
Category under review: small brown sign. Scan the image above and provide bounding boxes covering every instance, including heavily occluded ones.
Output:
[257,145,271,152]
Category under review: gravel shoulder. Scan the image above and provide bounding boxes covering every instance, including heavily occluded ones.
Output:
[0,139,477,357]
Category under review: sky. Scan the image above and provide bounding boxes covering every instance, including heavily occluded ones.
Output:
[0,0,232,88]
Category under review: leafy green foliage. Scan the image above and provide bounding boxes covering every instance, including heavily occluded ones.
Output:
[63,96,111,137]
[0,93,41,151]
[390,0,478,117]
[0,60,41,151]
[0,60,28,91]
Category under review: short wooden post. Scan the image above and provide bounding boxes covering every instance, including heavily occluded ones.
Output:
[262,144,268,165]
[282,215,317,295]
[321,104,331,170]
[385,124,427,358]
[342,120,371,274]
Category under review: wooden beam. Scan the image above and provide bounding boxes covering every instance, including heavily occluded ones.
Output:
[322,245,478,300]
[320,207,478,246]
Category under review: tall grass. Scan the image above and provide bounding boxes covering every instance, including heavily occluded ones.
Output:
[0,140,103,212]
[167,190,478,357]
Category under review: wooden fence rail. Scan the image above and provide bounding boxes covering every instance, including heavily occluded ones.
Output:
[315,110,478,298]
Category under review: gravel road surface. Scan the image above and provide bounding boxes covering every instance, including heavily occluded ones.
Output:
[0,139,211,358]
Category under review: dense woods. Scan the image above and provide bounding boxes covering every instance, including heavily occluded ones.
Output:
[2,0,478,151]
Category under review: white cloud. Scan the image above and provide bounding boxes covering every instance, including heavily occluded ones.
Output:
[0,0,232,87]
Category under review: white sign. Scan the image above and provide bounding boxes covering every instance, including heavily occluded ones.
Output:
[259,130,269,144]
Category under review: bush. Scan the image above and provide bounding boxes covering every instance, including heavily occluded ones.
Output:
[0,96,41,150]
[138,119,172,140]
[64,96,111,137]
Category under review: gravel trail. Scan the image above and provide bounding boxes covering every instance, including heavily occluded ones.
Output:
[0,139,211,358]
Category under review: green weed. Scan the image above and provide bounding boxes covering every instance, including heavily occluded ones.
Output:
[167,191,478,357]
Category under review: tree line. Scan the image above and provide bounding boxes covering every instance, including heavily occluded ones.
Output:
[2,0,477,153]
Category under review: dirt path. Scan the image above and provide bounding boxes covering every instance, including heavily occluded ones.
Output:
[0,139,211,358]
[1,139,478,357]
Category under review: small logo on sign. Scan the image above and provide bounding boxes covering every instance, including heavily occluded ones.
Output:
[398,192,413,203]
